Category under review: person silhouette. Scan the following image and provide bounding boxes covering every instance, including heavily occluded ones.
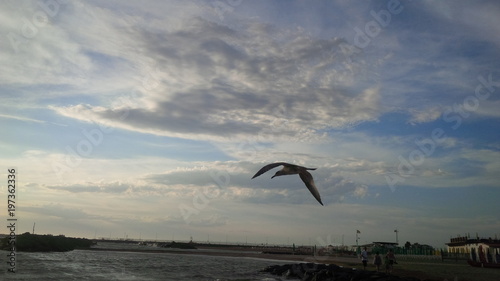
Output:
[373,251,382,271]
[361,247,368,270]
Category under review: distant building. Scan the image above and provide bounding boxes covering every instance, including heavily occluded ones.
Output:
[446,236,471,254]
[372,242,398,249]
[446,236,500,264]
[350,242,398,253]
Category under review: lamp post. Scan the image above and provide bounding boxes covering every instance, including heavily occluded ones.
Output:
[356,230,361,255]
[394,229,399,245]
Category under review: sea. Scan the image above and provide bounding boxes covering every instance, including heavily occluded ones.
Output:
[0,242,288,281]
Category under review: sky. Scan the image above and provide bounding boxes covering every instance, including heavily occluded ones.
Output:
[1,0,499,249]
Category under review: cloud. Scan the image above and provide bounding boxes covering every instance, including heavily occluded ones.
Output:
[475,100,500,118]
[2,0,499,247]
[0,113,46,123]
[421,0,500,47]
[408,107,443,124]
[46,15,382,143]
[45,182,132,193]
[320,176,368,203]
[0,2,93,87]
[23,203,103,221]
[380,146,500,189]
[143,160,370,205]
[41,159,370,206]
[187,214,228,227]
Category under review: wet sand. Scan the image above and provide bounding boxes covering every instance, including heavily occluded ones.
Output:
[88,244,359,264]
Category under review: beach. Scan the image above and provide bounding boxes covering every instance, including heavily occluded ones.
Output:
[3,240,499,280]
[87,243,500,281]
[187,247,500,281]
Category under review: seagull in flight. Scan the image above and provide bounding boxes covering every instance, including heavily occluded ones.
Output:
[251,162,323,206]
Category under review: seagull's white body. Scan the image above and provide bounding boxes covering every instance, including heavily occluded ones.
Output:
[251,162,323,206]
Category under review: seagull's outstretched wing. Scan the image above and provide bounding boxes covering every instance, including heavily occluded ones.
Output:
[299,171,323,206]
[251,162,288,178]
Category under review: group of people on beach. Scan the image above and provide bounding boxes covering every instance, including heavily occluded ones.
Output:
[360,247,396,273]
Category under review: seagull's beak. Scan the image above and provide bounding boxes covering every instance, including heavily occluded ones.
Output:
[271,175,276,179]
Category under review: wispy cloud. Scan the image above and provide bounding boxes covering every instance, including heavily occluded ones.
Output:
[0,113,46,123]
[46,15,382,142]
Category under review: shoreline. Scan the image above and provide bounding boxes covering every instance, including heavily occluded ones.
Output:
[84,245,328,263]
[84,244,369,268]
[82,245,489,281]
[83,245,429,279]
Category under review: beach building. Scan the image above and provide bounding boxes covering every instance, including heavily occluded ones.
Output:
[350,242,398,253]
[446,235,500,266]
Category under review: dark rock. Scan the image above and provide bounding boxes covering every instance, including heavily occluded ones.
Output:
[261,264,290,276]
[401,278,421,281]
[273,265,290,275]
